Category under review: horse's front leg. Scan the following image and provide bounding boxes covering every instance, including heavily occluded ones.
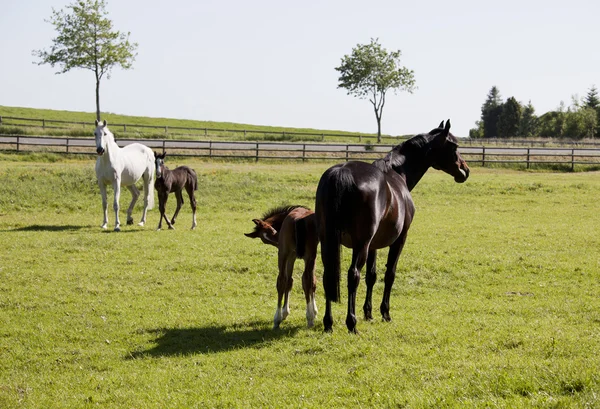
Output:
[126,184,140,225]
[346,243,369,333]
[112,179,122,232]
[380,231,408,322]
[363,249,377,320]
[170,190,184,226]
[302,256,318,328]
[98,181,109,229]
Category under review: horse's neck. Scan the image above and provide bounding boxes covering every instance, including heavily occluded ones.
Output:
[396,152,431,192]
[268,214,287,233]
[104,138,122,163]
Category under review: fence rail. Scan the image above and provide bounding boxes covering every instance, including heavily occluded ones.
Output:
[1,134,600,169]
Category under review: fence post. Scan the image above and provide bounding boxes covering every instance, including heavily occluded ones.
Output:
[123,124,127,132]
[205,128,208,137]
[359,134,362,142]
[209,141,212,158]
[346,145,349,162]
[571,149,575,171]
[322,133,324,142]
[165,126,168,134]
[16,136,20,152]
[255,143,259,162]
[482,147,486,167]
[162,140,166,154]
[526,148,530,169]
[66,138,69,154]
[0,116,2,125]
[302,144,306,162]
[42,119,46,128]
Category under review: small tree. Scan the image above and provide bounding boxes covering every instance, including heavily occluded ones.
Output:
[497,97,522,138]
[335,39,416,143]
[33,0,138,121]
[480,86,503,138]
[519,101,538,138]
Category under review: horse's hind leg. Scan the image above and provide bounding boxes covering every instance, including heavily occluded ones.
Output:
[346,243,369,333]
[170,190,184,226]
[126,184,140,225]
[302,256,317,328]
[157,191,172,230]
[186,185,197,230]
[274,252,294,329]
[363,249,377,320]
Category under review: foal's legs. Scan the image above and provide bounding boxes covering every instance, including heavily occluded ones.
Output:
[274,251,294,329]
[99,181,109,229]
[157,191,173,230]
[346,242,369,333]
[185,185,197,230]
[363,249,378,320]
[126,184,140,225]
[380,231,408,321]
[302,256,318,328]
[170,190,184,226]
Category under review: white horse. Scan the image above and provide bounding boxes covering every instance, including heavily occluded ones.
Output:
[94,120,155,232]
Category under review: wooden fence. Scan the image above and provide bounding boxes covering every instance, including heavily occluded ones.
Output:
[1,134,600,169]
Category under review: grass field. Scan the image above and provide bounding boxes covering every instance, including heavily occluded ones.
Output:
[0,153,599,408]
[0,106,391,143]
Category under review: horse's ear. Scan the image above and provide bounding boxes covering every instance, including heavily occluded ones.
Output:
[95,119,99,126]
[244,231,259,238]
[444,119,451,133]
[438,120,444,129]
[252,219,262,226]
[103,120,107,127]
[154,151,158,158]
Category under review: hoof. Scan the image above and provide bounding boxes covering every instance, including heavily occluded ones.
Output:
[137,221,145,227]
[114,227,121,232]
[101,224,108,230]
[126,219,134,225]
[168,225,175,230]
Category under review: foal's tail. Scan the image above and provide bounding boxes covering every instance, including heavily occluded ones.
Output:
[188,168,198,191]
[315,165,354,303]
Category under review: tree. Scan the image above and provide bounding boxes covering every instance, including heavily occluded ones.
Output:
[497,97,522,138]
[335,38,416,143]
[519,101,538,137]
[33,0,137,121]
[583,85,600,109]
[480,86,503,138]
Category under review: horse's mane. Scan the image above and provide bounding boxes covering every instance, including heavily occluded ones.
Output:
[372,128,458,173]
[261,204,311,221]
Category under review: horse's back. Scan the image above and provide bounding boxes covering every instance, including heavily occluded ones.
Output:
[120,143,154,185]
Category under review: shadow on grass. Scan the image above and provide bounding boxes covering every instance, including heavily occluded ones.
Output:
[127,321,301,358]
[4,224,86,232]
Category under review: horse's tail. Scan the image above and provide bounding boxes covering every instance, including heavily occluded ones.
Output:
[315,165,355,303]
[146,150,155,210]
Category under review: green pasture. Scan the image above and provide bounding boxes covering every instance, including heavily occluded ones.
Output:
[0,154,599,408]
[0,106,390,143]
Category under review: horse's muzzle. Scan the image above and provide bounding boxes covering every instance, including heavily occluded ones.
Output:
[454,164,470,183]
[96,147,105,156]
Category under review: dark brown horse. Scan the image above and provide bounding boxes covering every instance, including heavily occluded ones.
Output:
[315,120,470,333]
[153,152,198,230]
[245,205,319,329]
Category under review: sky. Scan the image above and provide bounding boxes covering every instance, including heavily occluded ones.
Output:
[1,0,599,138]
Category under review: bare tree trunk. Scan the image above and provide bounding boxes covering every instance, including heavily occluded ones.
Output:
[95,78,101,121]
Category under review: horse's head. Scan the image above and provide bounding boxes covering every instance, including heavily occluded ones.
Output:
[94,119,112,156]
[244,219,278,247]
[154,151,166,178]
[428,120,470,183]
